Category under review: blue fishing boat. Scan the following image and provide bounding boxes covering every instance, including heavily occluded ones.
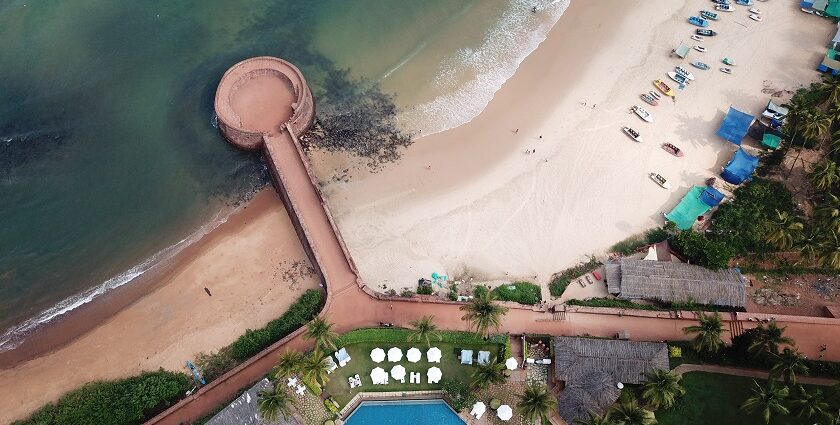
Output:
[688,16,710,27]
[691,61,710,70]
[700,10,719,20]
[735,0,754,6]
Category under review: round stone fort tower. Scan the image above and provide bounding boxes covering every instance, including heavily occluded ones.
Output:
[214,56,315,150]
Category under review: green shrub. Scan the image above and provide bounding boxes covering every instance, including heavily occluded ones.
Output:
[448,282,459,301]
[473,285,488,298]
[416,280,434,295]
[302,375,322,395]
[566,297,740,313]
[229,289,323,361]
[16,370,189,425]
[400,288,414,298]
[548,257,602,297]
[339,328,486,346]
[441,378,475,411]
[324,398,340,415]
[491,281,541,305]
[670,230,736,270]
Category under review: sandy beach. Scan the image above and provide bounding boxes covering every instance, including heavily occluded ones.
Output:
[315,0,834,295]
[0,190,319,423]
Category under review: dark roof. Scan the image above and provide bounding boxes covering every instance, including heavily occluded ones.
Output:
[609,258,746,307]
[554,337,668,384]
[557,372,621,424]
[206,379,300,425]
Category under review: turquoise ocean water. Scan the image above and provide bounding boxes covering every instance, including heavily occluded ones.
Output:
[0,0,568,351]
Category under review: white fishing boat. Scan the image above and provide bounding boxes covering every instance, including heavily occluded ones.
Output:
[749,14,762,21]
[649,90,662,101]
[623,127,643,143]
[649,173,672,189]
[668,71,689,85]
[675,66,695,80]
[720,67,733,74]
[749,8,761,14]
[691,35,704,42]
[631,105,653,123]
[694,45,707,53]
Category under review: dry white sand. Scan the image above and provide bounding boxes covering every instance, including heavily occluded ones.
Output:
[315,0,835,294]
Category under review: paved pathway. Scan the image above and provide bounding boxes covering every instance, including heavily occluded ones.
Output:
[673,364,838,387]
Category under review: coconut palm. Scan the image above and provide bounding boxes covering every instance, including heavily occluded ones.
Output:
[574,411,615,425]
[740,381,790,425]
[797,225,824,263]
[770,347,809,385]
[470,359,506,390]
[682,312,725,353]
[801,109,832,143]
[817,229,840,269]
[272,350,305,380]
[304,317,339,354]
[609,393,657,425]
[641,369,685,410]
[817,193,840,233]
[518,384,557,424]
[764,210,803,251]
[748,321,794,356]
[810,159,840,191]
[408,315,442,347]
[256,386,294,422]
[460,290,509,338]
[300,352,332,386]
[825,76,840,106]
[788,385,830,419]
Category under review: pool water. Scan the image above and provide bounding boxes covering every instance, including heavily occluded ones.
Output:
[344,399,465,425]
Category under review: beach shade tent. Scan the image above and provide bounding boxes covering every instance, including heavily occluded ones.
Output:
[814,0,829,11]
[818,50,840,75]
[721,148,760,184]
[336,347,351,367]
[387,347,403,362]
[829,0,840,17]
[370,348,386,363]
[406,347,422,363]
[371,367,388,385]
[427,366,442,384]
[665,186,713,230]
[325,356,338,374]
[477,351,491,365]
[672,43,691,59]
[700,186,726,207]
[762,100,789,121]
[716,107,755,145]
[390,365,406,381]
[762,133,782,150]
[497,405,513,421]
[460,349,474,365]
[427,347,442,363]
[471,401,487,420]
[505,357,518,370]
[801,0,814,7]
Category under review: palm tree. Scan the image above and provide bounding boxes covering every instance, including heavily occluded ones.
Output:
[304,317,339,354]
[817,193,840,233]
[740,381,790,425]
[470,359,506,390]
[609,393,657,425]
[817,229,840,269]
[788,385,830,419]
[682,312,725,353]
[810,159,840,191]
[748,321,794,356]
[272,350,305,380]
[825,76,840,106]
[518,384,557,424]
[574,411,615,425]
[641,369,686,410]
[798,225,824,263]
[801,109,832,143]
[460,290,509,338]
[769,347,809,385]
[408,315,442,347]
[300,352,332,386]
[764,210,803,251]
[256,387,294,422]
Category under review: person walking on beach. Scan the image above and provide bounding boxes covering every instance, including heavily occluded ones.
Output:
[514,128,519,134]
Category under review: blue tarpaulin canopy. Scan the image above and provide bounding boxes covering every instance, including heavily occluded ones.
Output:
[721,148,760,184]
[716,107,755,145]
[700,186,725,207]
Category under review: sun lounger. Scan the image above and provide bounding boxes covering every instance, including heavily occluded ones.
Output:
[526,358,535,364]
[410,372,421,384]
[477,351,491,365]
[578,278,586,288]
[460,349,474,365]
[586,274,594,285]
[287,377,298,387]
[335,347,351,367]
[296,385,306,395]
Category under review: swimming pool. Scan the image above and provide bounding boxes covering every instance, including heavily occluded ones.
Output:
[344,399,465,425]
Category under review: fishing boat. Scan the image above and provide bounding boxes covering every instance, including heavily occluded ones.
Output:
[668,71,689,85]
[696,28,717,36]
[623,127,643,143]
[694,45,707,53]
[720,67,733,74]
[712,0,730,4]
[640,93,658,106]
[715,4,734,11]
[688,16,710,27]
[675,66,695,80]
[691,35,704,42]
[722,57,736,66]
[662,143,685,157]
[749,14,762,21]
[749,8,761,13]
[735,0,754,5]
[653,80,675,97]
[631,106,653,122]
[700,10,719,20]
[649,90,662,101]
[649,173,672,189]
[801,8,815,14]
[691,61,710,70]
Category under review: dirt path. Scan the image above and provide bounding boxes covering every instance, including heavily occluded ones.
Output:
[673,364,838,386]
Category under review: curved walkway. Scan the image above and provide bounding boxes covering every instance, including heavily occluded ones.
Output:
[673,364,838,386]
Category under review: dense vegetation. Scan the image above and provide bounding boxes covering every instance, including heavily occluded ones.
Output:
[609,227,671,255]
[15,370,190,425]
[338,327,490,346]
[549,257,602,296]
[491,281,541,305]
[566,297,741,313]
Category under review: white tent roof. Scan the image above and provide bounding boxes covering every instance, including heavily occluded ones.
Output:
[497,404,513,421]
[370,367,387,383]
[406,348,422,363]
[427,347,442,363]
[370,348,385,363]
[505,357,518,370]
[427,366,442,382]
[391,365,406,380]
[387,347,403,362]
[470,401,486,416]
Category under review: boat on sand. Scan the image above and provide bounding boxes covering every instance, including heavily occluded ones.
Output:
[700,10,719,20]
[662,143,684,157]
[696,29,718,36]
[691,35,704,42]
[688,16,710,27]
[668,71,689,86]
[649,173,672,189]
[640,93,658,106]
[694,45,707,53]
[653,79,675,97]
[623,127,643,143]
[749,14,762,21]
[649,90,662,101]
[631,105,653,122]
[675,66,695,80]
[720,67,733,74]
[691,61,710,70]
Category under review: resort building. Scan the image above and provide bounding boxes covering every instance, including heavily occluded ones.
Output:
[554,337,668,424]
[206,379,299,425]
[605,258,746,308]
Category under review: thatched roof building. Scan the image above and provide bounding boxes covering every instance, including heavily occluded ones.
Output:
[206,378,299,425]
[606,258,745,308]
[557,372,621,423]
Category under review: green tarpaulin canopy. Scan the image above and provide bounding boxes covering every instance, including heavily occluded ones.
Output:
[762,133,781,149]
[665,186,712,230]
[673,44,690,59]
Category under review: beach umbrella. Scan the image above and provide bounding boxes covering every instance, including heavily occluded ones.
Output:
[387,347,403,362]
[370,348,386,363]
[470,401,486,419]
[505,357,518,370]
[406,347,422,363]
[370,367,387,384]
[427,366,442,383]
[497,404,513,421]
[390,365,406,381]
[427,347,442,363]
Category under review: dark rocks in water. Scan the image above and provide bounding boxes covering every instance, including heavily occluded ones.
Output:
[0,129,68,176]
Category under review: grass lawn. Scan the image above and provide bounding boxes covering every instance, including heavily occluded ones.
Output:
[322,341,500,406]
[657,372,840,425]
